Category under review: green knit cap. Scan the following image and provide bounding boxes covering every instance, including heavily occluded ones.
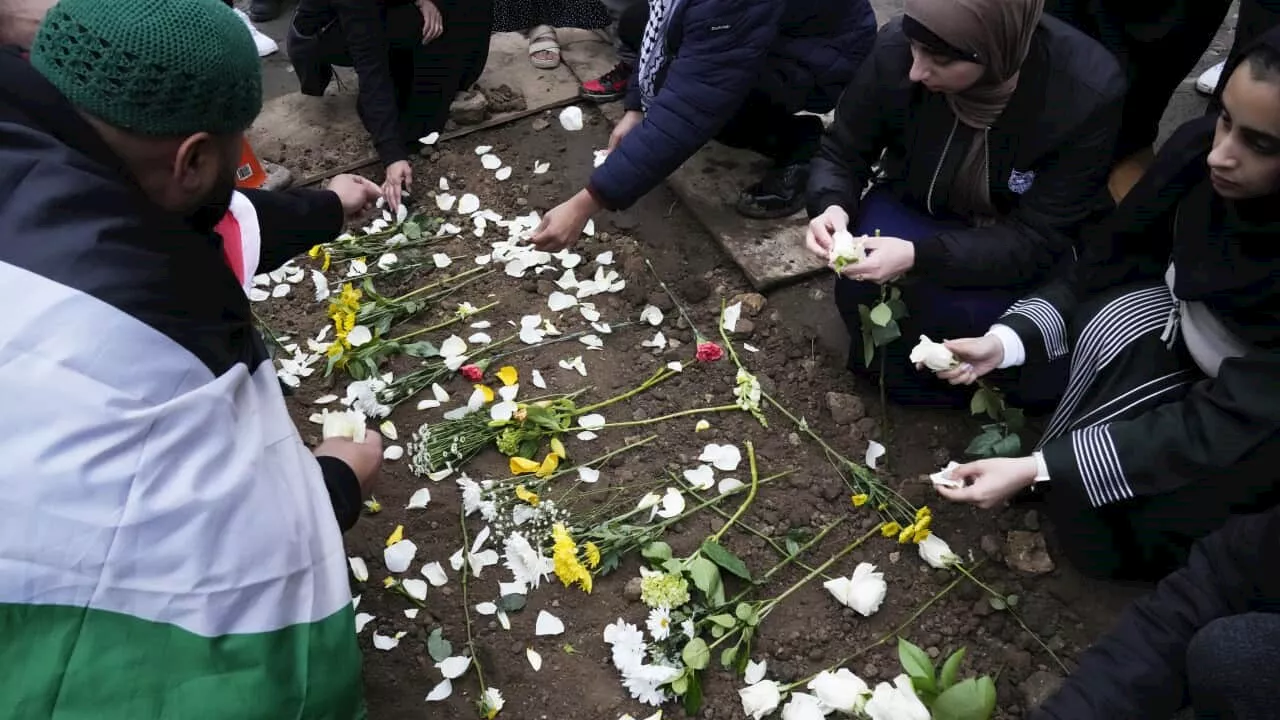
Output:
[30,0,262,136]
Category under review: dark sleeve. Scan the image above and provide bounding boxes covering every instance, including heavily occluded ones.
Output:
[1041,350,1280,505]
[805,23,904,219]
[317,455,364,532]
[1033,509,1276,719]
[333,0,408,166]
[910,87,1124,288]
[586,0,786,210]
[242,187,344,272]
[623,63,643,112]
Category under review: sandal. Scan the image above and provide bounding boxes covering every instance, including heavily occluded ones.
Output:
[527,25,561,70]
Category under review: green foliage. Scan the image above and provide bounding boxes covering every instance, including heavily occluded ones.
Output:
[897,638,996,719]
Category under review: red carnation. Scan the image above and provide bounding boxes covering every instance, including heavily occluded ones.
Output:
[695,341,724,362]
[459,364,484,382]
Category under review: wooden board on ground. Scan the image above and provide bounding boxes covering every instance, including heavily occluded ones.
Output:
[249,32,588,179]
[559,31,826,291]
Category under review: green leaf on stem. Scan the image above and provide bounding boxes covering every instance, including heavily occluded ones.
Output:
[988,596,1007,611]
[642,541,673,563]
[720,645,738,668]
[401,341,439,358]
[682,672,704,715]
[671,673,689,695]
[681,638,711,670]
[870,321,901,347]
[991,433,1022,457]
[689,557,723,605]
[870,303,894,327]
[734,602,759,626]
[706,614,737,629]
[700,540,752,581]
[969,390,989,417]
[403,221,421,239]
[1004,406,1027,432]
[858,305,876,367]
[898,637,937,693]
[931,677,998,720]
[427,628,452,662]
[965,428,1003,458]
[661,558,685,575]
[939,647,967,691]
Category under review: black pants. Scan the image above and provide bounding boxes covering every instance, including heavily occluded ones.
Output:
[1187,613,1280,719]
[294,0,491,145]
[615,2,823,167]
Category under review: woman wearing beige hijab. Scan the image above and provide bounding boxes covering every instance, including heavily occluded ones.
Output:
[805,0,1125,408]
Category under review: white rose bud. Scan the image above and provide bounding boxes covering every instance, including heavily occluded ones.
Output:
[830,230,867,272]
[909,334,958,371]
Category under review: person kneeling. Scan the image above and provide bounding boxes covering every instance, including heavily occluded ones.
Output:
[931,32,1280,581]
[805,0,1125,408]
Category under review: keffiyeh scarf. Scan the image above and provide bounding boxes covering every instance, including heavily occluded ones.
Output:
[638,0,679,110]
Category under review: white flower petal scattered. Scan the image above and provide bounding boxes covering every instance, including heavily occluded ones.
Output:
[348,556,369,583]
[384,539,418,573]
[578,413,606,431]
[929,461,963,489]
[248,287,270,302]
[641,331,667,350]
[655,488,685,519]
[311,270,330,301]
[579,334,604,349]
[313,394,339,405]
[401,578,428,601]
[559,106,584,131]
[376,252,398,270]
[824,562,887,616]
[578,467,600,483]
[495,166,512,181]
[355,612,375,633]
[425,679,452,702]
[560,355,588,376]
[527,647,543,671]
[592,148,609,167]
[699,443,742,471]
[419,131,439,145]
[346,325,373,347]
[745,659,767,685]
[533,161,550,174]
[639,305,664,326]
[865,440,886,470]
[436,655,471,679]
[405,488,431,509]
[722,301,742,333]
[718,478,745,494]
[474,145,492,155]
[531,369,547,388]
[480,153,502,170]
[548,291,578,312]
[535,610,565,636]
[457,193,480,215]
[372,630,405,651]
[682,464,715,490]
[421,562,448,586]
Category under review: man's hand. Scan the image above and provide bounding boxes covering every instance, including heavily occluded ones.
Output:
[314,434,383,497]
[382,161,413,214]
[530,190,602,251]
[934,336,1005,385]
[805,205,849,260]
[843,235,914,283]
[327,174,383,220]
[608,110,643,152]
[417,0,443,43]
[934,457,1038,509]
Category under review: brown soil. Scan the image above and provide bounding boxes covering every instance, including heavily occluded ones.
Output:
[261,107,1144,720]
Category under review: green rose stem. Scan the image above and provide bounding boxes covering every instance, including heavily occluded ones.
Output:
[386,300,499,343]
[573,361,687,416]
[643,257,708,341]
[697,500,844,580]
[709,522,883,651]
[707,440,761,544]
[726,517,846,600]
[954,564,1068,673]
[592,404,741,431]
[592,470,794,544]
[338,260,430,284]
[781,562,981,692]
[456,504,490,700]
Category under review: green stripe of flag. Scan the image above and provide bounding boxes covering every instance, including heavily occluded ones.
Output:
[0,602,364,719]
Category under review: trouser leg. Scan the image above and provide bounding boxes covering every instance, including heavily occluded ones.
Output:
[1188,613,1280,719]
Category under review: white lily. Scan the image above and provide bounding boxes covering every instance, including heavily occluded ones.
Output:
[823,562,886,616]
[739,680,782,720]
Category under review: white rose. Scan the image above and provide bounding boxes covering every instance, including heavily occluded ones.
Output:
[918,534,960,569]
[739,680,782,720]
[808,668,870,713]
[865,675,930,720]
[822,562,887,617]
[830,230,867,272]
[780,692,827,720]
[909,334,958,371]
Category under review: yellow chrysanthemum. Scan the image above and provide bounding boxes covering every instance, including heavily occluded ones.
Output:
[881,521,902,538]
[515,484,540,506]
[496,366,519,386]
[509,456,540,475]
[583,542,601,569]
[898,523,916,544]
[915,506,932,522]
[913,514,932,534]
[308,244,333,272]
[851,493,869,508]
[912,527,932,544]
[551,523,593,593]
[536,453,560,478]
[382,577,396,589]
[386,524,404,547]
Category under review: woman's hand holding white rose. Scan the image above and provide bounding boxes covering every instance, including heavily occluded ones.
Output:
[845,235,914,283]
[805,205,849,260]
[934,335,1004,385]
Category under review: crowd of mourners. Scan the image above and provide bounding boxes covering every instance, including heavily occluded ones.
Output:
[0,0,1276,717]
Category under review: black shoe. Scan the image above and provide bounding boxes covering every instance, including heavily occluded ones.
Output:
[736,162,809,219]
[580,62,632,103]
[250,0,282,22]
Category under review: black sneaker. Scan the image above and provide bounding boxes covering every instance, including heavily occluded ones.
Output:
[249,0,282,22]
[580,62,632,103]
[736,162,810,219]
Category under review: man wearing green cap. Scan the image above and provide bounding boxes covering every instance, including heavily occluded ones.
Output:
[0,0,381,717]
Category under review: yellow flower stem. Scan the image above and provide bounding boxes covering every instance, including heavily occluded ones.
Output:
[708,440,761,544]
[573,363,684,415]
[456,504,489,692]
[594,404,740,430]
[389,301,499,343]
[390,266,490,304]
[954,564,1069,673]
[782,561,980,692]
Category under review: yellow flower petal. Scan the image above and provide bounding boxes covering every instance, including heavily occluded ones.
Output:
[913,528,932,544]
[515,484,540,506]
[583,542,601,569]
[496,365,519,386]
[321,250,331,272]
[536,453,560,478]
[694,420,711,432]
[914,514,932,534]
[475,384,495,403]
[915,506,932,522]
[549,436,567,459]
[383,576,396,588]
[510,457,540,475]
[308,245,322,258]
[898,523,916,544]
[386,524,404,547]
[851,493,869,508]
[880,521,902,538]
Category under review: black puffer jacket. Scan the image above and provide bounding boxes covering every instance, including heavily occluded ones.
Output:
[807,16,1125,291]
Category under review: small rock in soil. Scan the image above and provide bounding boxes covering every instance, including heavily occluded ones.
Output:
[973,598,996,617]
[1002,645,1033,674]
[862,662,880,681]
[677,277,711,304]
[531,118,549,131]
[825,392,866,425]
[732,319,755,336]
[1023,509,1041,531]
[482,83,527,114]
[1005,531,1056,574]
[854,416,880,440]
[1019,670,1064,710]
[624,576,643,601]
[787,432,801,446]
[449,89,488,126]
[728,292,767,316]
[980,534,1004,559]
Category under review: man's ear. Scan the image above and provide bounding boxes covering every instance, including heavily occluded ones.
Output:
[172,132,220,197]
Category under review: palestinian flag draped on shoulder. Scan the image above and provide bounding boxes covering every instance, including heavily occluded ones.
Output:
[0,49,364,719]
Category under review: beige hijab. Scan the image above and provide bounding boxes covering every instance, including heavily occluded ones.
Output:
[903,0,1045,220]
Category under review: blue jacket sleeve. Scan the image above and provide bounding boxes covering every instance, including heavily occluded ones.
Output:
[587,0,786,210]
